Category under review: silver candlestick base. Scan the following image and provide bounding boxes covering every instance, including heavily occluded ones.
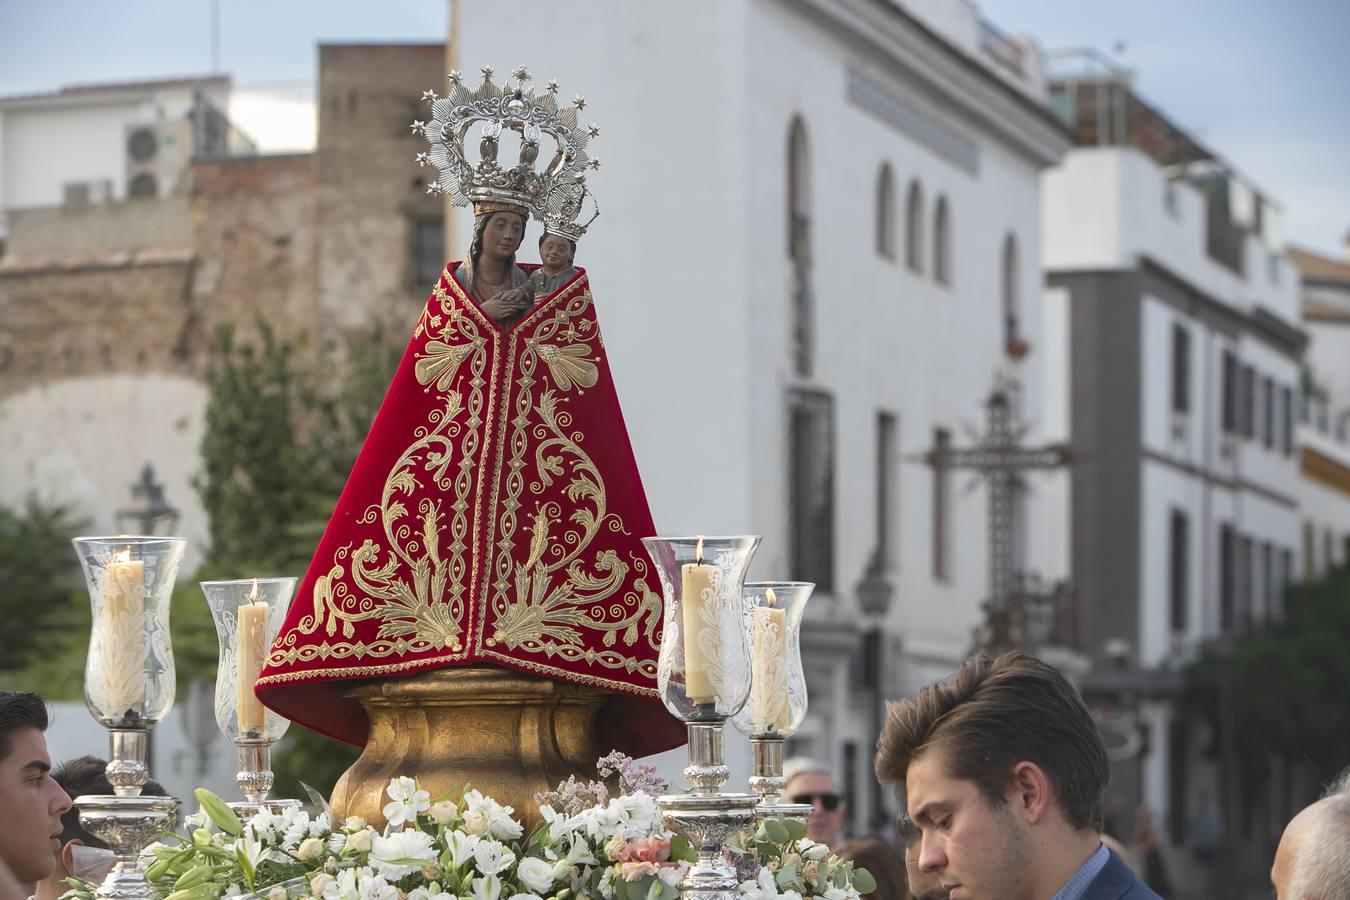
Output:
[75,794,180,900]
[227,739,299,819]
[658,722,758,900]
[748,736,812,822]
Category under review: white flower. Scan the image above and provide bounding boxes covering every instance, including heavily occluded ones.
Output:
[801,842,830,862]
[383,776,432,827]
[346,828,374,854]
[444,830,482,867]
[310,873,336,897]
[561,834,598,867]
[461,790,524,841]
[323,868,361,900]
[508,895,543,900]
[822,888,858,900]
[471,874,502,900]
[344,816,368,831]
[370,829,438,880]
[657,864,685,887]
[429,800,457,826]
[470,840,517,876]
[515,857,555,894]
[268,887,288,900]
[328,833,348,855]
[298,836,326,861]
[741,868,797,900]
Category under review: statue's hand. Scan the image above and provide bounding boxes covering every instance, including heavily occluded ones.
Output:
[481,289,530,323]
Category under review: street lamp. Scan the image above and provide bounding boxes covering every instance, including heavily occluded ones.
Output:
[116,463,181,536]
[855,550,894,835]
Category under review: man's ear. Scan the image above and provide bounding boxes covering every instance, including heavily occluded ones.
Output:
[1007,761,1052,825]
[60,838,84,874]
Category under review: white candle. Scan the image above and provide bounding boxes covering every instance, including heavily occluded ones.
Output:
[751,589,789,731]
[235,581,270,735]
[680,537,718,705]
[89,550,146,718]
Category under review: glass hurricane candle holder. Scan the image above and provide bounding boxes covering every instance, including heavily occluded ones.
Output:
[732,581,814,821]
[71,535,185,900]
[202,577,299,816]
[642,535,762,900]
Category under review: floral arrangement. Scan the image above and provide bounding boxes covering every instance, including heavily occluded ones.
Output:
[65,753,871,900]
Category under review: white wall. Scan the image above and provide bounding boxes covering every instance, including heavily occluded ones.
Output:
[0,374,210,573]
[1043,148,1299,326]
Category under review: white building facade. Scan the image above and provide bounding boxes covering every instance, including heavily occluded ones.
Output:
[456,0,1069,836]
[1041,83,1303,856]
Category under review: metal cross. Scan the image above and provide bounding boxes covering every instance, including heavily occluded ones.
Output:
[914,372,1073,652]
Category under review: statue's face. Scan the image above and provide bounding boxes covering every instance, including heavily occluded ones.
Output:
[482,213,525,261]
[540,234,574,270]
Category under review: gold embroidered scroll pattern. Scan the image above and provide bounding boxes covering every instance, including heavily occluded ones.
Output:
[485,289,660,678]
[267,277,491,668]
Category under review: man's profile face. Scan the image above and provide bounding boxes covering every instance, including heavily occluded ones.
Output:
[906,747,1031,900]
[786,770,845,848]
[0,728,71,884]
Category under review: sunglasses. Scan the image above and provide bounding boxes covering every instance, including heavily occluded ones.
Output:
[790,792,842,811]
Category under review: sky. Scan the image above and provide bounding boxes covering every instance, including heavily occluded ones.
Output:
[1,0,1347,255]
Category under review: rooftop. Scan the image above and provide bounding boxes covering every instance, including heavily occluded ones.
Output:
[0,74,230,105]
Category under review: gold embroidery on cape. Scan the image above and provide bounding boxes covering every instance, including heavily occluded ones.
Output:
[482,286,661,679]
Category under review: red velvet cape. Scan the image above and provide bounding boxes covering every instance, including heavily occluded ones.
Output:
[256,265,684,758]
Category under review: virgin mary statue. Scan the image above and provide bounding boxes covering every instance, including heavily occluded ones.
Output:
[255,66,683,820]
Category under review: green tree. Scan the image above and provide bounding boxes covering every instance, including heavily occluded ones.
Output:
[192,320,402,797]
[0,498,89,694]
[1188,563,1350,779]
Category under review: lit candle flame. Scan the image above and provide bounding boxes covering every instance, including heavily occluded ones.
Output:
[694,535,704,565]
[247,578,260,603]
[765,587,777,607]
[115,548,131,563]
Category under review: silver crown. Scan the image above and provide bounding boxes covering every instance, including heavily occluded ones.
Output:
[414,65,599,232]
[541,178,599,243]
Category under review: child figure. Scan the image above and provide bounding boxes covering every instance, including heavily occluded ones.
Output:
[528,231,579,298]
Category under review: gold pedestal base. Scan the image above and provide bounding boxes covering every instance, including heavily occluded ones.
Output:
[329,665,606,832]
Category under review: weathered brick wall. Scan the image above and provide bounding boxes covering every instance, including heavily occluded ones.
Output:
[315,44,446,339]
[0,251,196,401]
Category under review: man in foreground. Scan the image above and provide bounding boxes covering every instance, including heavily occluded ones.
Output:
[875,652,1159,900]
[0,692,73,895]
[1271,768,1350,899]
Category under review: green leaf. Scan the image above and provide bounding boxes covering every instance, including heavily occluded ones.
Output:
[668,835,697,863]
[237,847,256,892]
[853,867,877,894]
[194,789,242,837]
[173,865,214,891]
[776,861,799,888]
[783,818,807,842]
[762,818,790,844]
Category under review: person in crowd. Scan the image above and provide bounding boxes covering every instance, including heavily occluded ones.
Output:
[837,837,909,900]
[1271,767,1350,899]
[875,652,1161,900]
[1130,805,1170,896]
[896,811,953,900]
[784,757,846,849]
[34,756,167,900]
[0,692,72,895]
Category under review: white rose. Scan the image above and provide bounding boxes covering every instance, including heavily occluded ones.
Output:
[268,887,288,900]
[344,816,368,831]
[298,837,326,861]
[310,873,336,897]
[515,857,555,894]
[370,830,438,881]
[429,801,457,826]
[803,842,830,861]
[346,829,374,854]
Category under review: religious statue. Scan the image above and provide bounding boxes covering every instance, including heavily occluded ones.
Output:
[255,65,682,827]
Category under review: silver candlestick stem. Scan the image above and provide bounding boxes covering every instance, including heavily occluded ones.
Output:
[229,740,299,818]
[658,721,759,900]
[748,736,812,822]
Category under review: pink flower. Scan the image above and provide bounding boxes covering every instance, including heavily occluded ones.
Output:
[620,861,661,882]
[617,837,671,864]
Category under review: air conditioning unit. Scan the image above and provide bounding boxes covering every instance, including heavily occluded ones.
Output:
[124,120,190,200]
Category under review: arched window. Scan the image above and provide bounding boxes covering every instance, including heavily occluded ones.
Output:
[905,180,924,272]
[787,116,812,376]
[933,195,951,285]
[875,164,895,259]
[1002,233,1020,354]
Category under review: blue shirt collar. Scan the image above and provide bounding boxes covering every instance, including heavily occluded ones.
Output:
[1051,843,1110,900]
